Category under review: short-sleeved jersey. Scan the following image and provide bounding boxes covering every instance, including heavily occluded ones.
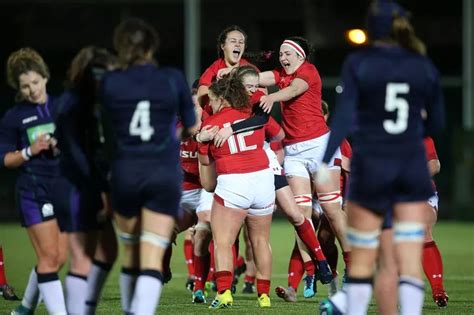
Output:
[272,61,329,145]
[0,96,59,176]
[180,138,200,190]
[100,64,195,162]
[265,116,282,139]
[199,107,277,175]
[199,58,252,87]
[55,90,108,189]
[423,136,438,161]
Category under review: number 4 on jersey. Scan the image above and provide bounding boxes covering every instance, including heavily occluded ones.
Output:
[129,100,155,141]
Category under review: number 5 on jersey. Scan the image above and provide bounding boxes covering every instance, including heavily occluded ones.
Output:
[383,83,409,135]
[129,100,155,141]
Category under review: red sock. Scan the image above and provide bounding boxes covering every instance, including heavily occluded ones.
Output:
[215,271,233,293]
[343,251,351,270]
[256,279,271,296]
[304,261,315,277]
[236,255,245,269]
[244,275,255,284]
[207,240,215,282]
[162,245,173,275]
[0,247,7,285]
[422,241,445,292]
[288,242,304,290]
[295,219,326,261]
[193,254,210,291]
[183,240,195,277]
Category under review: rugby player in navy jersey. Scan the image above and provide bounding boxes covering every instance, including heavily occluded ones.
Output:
[0,48,67,315]
[317,1,445,314]
[53,46,118,315]
[100,18,197,314]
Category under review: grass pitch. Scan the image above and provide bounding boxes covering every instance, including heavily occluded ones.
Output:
[0,220,473,314]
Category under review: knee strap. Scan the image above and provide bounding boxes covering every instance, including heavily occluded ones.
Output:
[294,194,312,207]
[118,231,140,244]
[347,227,381,249]
[393,222,424,243]
[317,191,342,205]
[141,231,171,249]
[195,222,211,232]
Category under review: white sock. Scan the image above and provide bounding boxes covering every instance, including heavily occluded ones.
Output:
[130,271,164,315]
[399,275,425,315]
[120,268,138,313]
[37,272,67,315]
[65,272,88,315]
[329,289,347,313]
[84,261,113,315]
[21,268,39,309]
[346,278,373,315]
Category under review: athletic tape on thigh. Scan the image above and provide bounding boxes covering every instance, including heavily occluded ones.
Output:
[346,227,381,249]
[393,222,424,243]
[195,222,211,232]
[294,194,312,207]
[317,191,342,204]
[141,231,171,249]
[118,231,140,244]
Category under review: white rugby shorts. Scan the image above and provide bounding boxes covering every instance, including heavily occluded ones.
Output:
[197,190,213,213]
[215,168,275,216]
[284,132,342,179]
[427,192,439,211]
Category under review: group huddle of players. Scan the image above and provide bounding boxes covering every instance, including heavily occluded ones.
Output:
[0,1,447,315]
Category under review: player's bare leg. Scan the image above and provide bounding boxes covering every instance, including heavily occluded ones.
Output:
[374,228,398,315]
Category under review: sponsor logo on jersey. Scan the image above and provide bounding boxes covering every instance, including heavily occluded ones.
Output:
[41,203,54,217]
[181,150,198,158]
[26,123,56,144]
[22,116,38,124]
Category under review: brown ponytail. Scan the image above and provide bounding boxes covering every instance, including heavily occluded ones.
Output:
[392,16,426,55]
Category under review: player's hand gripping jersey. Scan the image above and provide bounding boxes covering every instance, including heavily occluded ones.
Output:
[199,107,280,175]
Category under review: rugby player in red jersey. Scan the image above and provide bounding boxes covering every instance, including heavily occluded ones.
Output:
[198,75,282,308]
[258,37,351,277]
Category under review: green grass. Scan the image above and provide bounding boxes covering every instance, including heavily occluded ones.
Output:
[1,220,473,314]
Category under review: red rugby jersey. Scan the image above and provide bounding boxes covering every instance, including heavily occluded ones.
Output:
[180,139,201,190]
[423,136,439,190]
[423,136,438,161]
[340,139,352,196]
[199,58,252,87]
[272,61,329,145]
[199,107,279,175]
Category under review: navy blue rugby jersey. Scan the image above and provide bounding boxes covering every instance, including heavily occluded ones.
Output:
[100,64,196,161]
[55,90,107,187]
[323,45,444,162]
[0,95,60,176]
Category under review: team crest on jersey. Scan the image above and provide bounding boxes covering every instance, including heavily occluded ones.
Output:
[41,203,54,217]
[22,116,38,124]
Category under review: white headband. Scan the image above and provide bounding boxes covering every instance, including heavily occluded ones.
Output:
[280,40,306,59]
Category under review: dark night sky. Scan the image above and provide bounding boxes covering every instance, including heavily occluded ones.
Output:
[0,0,462,101]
